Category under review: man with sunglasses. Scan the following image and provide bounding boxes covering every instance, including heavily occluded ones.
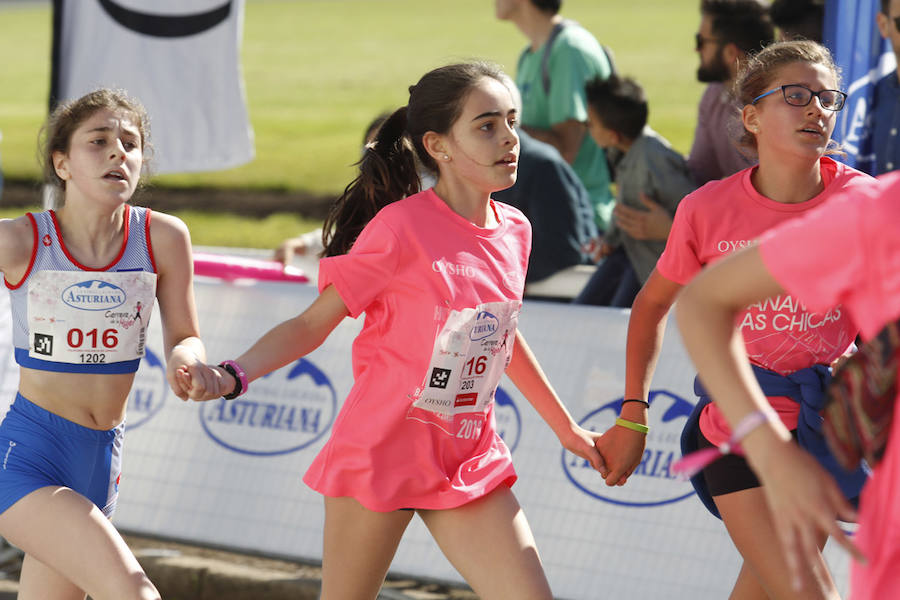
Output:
[688,0,774,185]
[871,0,900,175]
[612,1,774,248]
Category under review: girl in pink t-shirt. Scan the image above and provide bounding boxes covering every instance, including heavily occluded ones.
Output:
[676,169,900,598]
[598,40,875,598]
[186,63,606,599]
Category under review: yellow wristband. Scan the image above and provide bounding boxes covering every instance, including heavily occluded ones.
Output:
[615,417,649,435]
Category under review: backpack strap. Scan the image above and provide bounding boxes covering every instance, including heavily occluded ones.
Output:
[601,43,618,77]
[539,19,571,95]
[538,20,616,95]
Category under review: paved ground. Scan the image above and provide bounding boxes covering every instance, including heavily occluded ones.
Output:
[0,534,479,600]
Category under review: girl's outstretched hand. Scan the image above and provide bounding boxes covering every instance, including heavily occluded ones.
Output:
[557,422,606,474]
[181,363,235,402]
[166,344,203,401]
[749,439,865,592]
[593,423,646,486]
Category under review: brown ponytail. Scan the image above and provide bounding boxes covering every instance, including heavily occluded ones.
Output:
[321,106,419,257]
[321,61,510,257]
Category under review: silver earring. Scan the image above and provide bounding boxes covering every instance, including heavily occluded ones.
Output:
[443,154,450,160]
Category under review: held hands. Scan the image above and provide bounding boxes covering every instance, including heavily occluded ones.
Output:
[593,420,647,486]
[557,421,607,474]
[613,193,673,241]
[177,363,237,402]
[167,344,205,401]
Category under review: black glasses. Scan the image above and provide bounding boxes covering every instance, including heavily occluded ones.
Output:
[695,32,720,51]
[751,84,847,111]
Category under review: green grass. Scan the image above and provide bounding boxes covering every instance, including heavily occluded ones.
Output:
[0,204,320,250]
[0,0,700,247]
[0,0,700,192]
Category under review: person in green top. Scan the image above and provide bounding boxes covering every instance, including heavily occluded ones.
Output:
[495,0,615,230]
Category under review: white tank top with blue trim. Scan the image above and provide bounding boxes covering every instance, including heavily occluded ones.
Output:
[7,205,158,374]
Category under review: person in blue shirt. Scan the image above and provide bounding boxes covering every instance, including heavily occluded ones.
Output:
[872,0,900,175]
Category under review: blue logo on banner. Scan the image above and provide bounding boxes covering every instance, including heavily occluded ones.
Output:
[126,347,167,430]
[200,358,337,456]
[562,390,696,507]
[494,386,522,453]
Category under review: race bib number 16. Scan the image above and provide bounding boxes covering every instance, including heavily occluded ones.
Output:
[409,300,520,432]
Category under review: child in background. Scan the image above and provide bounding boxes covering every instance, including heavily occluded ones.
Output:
[574,74,696,306]
[186,62,607,599]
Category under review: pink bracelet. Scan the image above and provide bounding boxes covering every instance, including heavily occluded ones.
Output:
[218,360,248,400]
[672,409,777,478]
[723,409,778,454]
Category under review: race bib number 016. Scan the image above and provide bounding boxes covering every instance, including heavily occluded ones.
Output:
[27,270,157,365]
[408,301,520,437]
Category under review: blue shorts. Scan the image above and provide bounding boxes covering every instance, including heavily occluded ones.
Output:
[0,393,124,517]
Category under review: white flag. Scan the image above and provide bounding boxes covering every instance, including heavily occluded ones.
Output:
[52,0,255,174]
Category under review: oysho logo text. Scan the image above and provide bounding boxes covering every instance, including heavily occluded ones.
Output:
[432,259,478,278]
[716,239,754,253]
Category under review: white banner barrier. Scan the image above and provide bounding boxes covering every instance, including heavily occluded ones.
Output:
[0,278,850,599]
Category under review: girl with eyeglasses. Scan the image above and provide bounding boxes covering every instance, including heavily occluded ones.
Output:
[594,39,875,598]
[675,125,900,600]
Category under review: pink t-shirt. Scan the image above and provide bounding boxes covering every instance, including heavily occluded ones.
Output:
[657,157,873,444]
[303,188,531,511]
[759,171,900,600]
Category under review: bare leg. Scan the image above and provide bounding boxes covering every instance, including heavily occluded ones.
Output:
[419,486,552,600]
[715,487,839,600]
[320,496,414,600]
[19,554,86,600]
[728,562,769,600]
[0,486,158,600]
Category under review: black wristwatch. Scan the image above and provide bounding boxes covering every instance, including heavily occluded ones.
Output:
[218,360,248,400]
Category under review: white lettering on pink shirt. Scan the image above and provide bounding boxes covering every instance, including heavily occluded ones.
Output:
[716,239,754,253]
[431,259,478,278]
